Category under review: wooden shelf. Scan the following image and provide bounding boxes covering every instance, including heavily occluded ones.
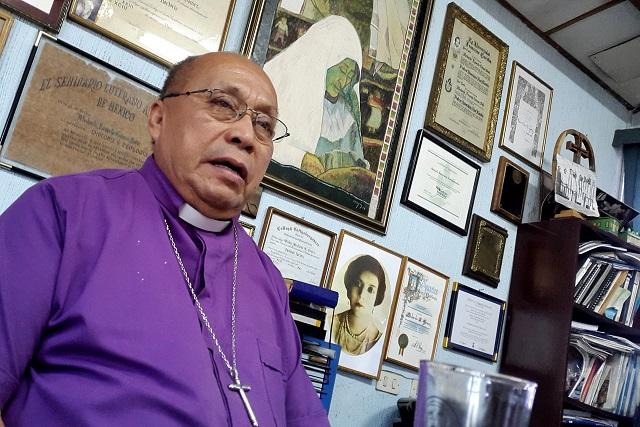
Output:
[572,304,640,340]
[564,396,635,426]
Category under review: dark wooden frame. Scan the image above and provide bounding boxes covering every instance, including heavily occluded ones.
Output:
[443,282,506,362]
[490,156,529,224]
[462,215,508,287]
[0,0,70,32]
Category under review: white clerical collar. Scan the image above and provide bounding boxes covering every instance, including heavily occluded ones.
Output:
[178,203,231,232]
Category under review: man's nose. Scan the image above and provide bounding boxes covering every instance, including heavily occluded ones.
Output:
[226,114,257,151]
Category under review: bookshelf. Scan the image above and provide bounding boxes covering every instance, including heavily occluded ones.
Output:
[500,218,640,427]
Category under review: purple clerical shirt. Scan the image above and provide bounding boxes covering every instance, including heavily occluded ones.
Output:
[0,157,329,426]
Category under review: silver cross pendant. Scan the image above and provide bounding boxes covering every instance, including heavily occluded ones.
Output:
[228,370,259,426]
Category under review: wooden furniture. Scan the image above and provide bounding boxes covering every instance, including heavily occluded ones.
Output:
[500,217,640,427]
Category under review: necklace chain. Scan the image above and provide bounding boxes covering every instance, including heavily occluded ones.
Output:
[345,313,368,340]
[164,218,239,379]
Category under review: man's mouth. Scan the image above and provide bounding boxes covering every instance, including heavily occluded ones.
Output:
[210,159,247,181]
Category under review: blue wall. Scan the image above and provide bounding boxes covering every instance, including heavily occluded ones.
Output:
[0,0,636,425]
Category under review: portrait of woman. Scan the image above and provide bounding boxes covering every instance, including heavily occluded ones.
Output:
[332,254,386,355]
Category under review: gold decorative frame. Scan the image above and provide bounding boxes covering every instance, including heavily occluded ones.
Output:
[68,0,236,66]
[462,215,508,288]
[490,156,529,225]
[384,257,449,370]
[0,8,13,54]
[239,221,255,238]
[498,61,553,170]
[425,2,509,162]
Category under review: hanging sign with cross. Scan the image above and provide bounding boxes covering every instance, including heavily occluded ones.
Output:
[551,129,599,217]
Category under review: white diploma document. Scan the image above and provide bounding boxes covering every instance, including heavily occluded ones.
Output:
[450,290,501,355]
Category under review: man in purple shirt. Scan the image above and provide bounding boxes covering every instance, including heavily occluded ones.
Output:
[0,52,329,426]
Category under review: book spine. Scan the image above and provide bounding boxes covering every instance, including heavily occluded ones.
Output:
[587,268,620,311]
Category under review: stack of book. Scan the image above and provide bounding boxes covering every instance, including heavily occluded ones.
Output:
[301,337,340,411]
[574,242,640,326]
[285,279,340,411]
[566,328,640,417]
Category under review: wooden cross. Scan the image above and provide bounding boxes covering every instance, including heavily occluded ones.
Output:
[565,134,591,164]
[229,371,259,426]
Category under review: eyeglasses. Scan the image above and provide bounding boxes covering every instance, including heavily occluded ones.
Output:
[160,88,289,143]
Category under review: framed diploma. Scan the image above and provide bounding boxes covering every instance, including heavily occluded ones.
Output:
[68,0,236,65]
[327,230,403,379]
[491,156,529,225]
[462,215,508,288]
[499,62,553,170]
[0,8,13,53]
[385,258,449,370]
[401,129,480,235]
[258,207,336,287]
[425,2,508,162]
[443,282,505,362]
[0,33,158,178]
[0,0,70,32]
[242,0,436,234]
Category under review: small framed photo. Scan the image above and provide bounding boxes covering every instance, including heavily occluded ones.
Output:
[0,0,70,32]
[424,2,509,162]
[499,61,553,170]
[490,156,529,224]
[443,282,505,362]
[0,33,158,178]
[385,258,449,370]
[258,207,336,287]
[239,221,255,238]
[0,8,13,54]
[327,230,404,378]
[401,129,480,235]
[462,215,508,288]
[69,0,236,65]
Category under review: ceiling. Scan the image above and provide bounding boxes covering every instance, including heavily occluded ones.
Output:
[496,0,640,113]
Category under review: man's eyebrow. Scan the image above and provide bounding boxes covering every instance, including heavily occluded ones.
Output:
[221,84,279,116]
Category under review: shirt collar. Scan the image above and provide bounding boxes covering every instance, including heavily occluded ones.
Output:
[139,156,235,232]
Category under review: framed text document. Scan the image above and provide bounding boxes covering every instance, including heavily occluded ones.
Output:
[0,33,158,178]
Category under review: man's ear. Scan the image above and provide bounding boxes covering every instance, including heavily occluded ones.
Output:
[147,99,164,142]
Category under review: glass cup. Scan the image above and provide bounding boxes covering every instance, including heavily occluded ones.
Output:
[414,361,537,427]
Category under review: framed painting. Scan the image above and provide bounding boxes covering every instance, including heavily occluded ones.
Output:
[401,128,480,235]
[442,282,505,362]
[327,230,403,378]
[385,257,449,370]
[462,215,508,288]
[498,61,553,170]
[258,207,336,287]
[490,156,529,225]
[0,0,70,32]
[242,0,436,234]
[68,0,236,65]
[425,2,508,162]
[0,33,158,178]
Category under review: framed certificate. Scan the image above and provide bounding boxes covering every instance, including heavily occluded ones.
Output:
[258,207,336,287]
[491,156,529,225]
[443,283,505,362]
[425,2,508,162]
[242,0,436,234]
[239,221,255,238]
[0,33,158,178]
[385,258,449,370]
[462,215,508,288]
[0,0,70,32]
[327,230,403,378]
[68,0,236,65]
[401,129,480,235]
[0,7,13,54]
[499,62,553,170]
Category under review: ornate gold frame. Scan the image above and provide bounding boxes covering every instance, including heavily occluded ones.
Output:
[425,2,509,162]
[0,8,13,54]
